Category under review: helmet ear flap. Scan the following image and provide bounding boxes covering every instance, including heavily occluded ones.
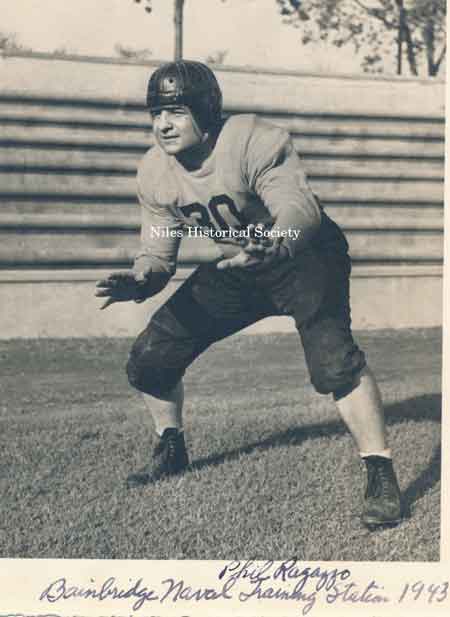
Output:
[147,61,223,130]
[186,108,208,140]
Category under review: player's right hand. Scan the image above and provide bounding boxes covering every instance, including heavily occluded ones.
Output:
[216,223,285,271]
[95,271,148,310]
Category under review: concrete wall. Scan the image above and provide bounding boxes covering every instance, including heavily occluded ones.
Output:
[0,52,445,337]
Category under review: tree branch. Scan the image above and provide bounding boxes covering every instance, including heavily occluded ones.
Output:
[353,0,396,29]
[433,42,447,73]
[353,0,373,13]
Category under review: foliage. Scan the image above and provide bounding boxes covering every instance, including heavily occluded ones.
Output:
[0,32,31,53]
[205,49,229,65]
[134,0,153,13]
[114,43,153,60]
[52,46,76,56]
[276,0,446,76]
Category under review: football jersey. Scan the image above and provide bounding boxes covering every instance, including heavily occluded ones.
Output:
[135,114,322,275]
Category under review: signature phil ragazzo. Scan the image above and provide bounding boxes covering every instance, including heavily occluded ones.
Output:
[218,560,390,611]
[38,559,389,614]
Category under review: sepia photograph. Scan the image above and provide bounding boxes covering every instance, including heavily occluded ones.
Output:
[0,0,448,614]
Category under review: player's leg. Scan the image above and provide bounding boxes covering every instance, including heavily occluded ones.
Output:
[133,380,185,484]
[141,380,184,436]
[297,250,402,527]
[126,264,274,485]
[125,297,194,486]
[333,365,387,455]
[333,364,401,527]
[268,233,402,527]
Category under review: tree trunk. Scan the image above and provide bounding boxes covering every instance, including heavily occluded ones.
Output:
[422,4,446,77]
[402,18,419,75]
[394,0,418,76]
[397,3,404,75]
[174,0,185,60]
[424,17,436,76]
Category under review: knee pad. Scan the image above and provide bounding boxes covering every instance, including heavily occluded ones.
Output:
[309,346,366,397]
[126,305,191,397]
[126,355,180,398]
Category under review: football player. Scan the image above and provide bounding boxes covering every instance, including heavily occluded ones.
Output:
[96,60,402,528]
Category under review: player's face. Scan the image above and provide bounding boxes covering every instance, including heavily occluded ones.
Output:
[152,106,205,155]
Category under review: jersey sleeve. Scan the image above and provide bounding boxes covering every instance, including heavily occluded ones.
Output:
[133,152,183,280]
[244,117,321,257]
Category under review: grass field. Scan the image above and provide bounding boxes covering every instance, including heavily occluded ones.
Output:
[0,328,442,561]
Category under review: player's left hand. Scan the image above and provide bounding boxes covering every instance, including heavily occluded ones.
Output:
[216,224,287,271]
[95,271,147,310]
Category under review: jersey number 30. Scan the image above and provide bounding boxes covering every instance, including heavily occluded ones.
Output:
[179,194,246,231]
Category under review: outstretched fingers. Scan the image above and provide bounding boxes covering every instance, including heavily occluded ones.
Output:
[95,287,114,298]
[100,297,117,310]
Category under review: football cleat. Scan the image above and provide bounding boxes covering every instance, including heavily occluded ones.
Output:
[362,456,403,529]
[126,428,189,488]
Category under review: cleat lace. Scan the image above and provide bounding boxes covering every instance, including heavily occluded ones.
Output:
[365,457,398,500]
[366,465,382,498]
[379,465,394,498]
[166,435,178,461]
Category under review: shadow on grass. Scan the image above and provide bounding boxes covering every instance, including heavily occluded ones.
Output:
[190,393,442,512]
[402,444,441,519]
[385,395,442,518]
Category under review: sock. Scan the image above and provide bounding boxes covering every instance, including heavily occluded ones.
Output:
[360,449,392,460]
[158,426,183,437]
[142,383,184,437]
[152,414,182,437]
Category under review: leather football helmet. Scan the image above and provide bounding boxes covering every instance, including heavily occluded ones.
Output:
[147,60,223,131]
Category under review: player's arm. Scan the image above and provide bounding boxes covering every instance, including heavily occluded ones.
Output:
[95,186,182,310]
[251,120,321,257]
[216,119,321,271]
[247,119,321,257]
[95,193,246,307]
